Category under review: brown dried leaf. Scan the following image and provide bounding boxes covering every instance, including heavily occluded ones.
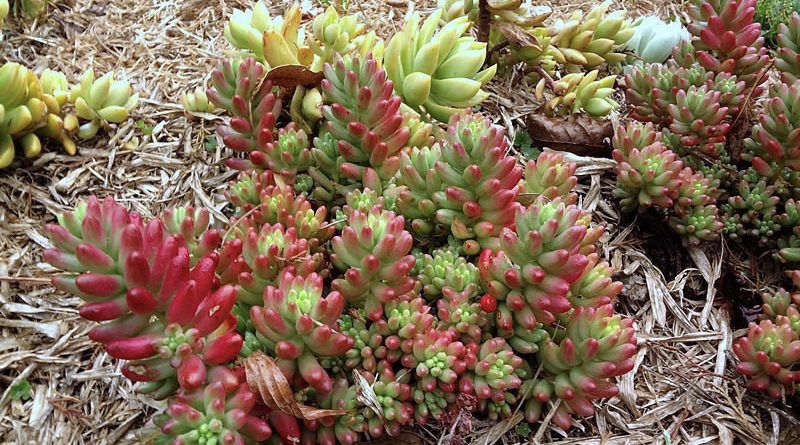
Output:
[491,21,540,50]
[265,65,324,88]
[244,351,344,420]
[525,112,613,157]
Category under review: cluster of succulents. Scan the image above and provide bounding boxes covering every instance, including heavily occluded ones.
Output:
[613,1,800,250]
[0,62,137,169]
[41,5,642,441]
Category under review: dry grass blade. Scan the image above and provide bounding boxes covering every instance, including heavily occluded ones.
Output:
[353,369,384,421]
[244,351,344,420]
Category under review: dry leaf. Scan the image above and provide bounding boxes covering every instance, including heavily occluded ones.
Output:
[244,351,344,420]
[491,21,541,50]
[266,65,324,89]
[525,112,613,156]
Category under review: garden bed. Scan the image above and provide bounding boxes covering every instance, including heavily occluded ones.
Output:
[0,0,794,444]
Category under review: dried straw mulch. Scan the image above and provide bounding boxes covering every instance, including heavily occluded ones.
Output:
[0,0,794,444]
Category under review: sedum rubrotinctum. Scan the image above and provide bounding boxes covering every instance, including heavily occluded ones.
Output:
[43,7,638,442]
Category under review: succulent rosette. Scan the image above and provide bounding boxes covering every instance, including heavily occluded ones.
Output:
[523,305,636,429]
[310,53,413,199]
[361,364,415,438]
[665,86,731,158]
[744,82,800,174]
[152,367,272,445]
[479,197,593,352]
[331,205,417,321]
[394,112,523,251]
[519,152,578,206]
[685,0,769,94]
[384,9,496,122]
[401,329,470,393]
[207,57,281,164]
[612,121,662,156]
[418,246,480,298]
[612,142,684,212]
[543,70,620,117]
[734,319,800,398]
[250,271,353,393]
[458,338,526,402]
[217,223,325,305]
[437,284,488,342]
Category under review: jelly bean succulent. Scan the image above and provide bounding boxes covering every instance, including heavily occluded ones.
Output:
[250,270,353,393]
[41,5,645,443]
[392,112,523,252]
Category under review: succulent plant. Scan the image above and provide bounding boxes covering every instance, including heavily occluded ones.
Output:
[612,121,662,157]
[109,282,243,397]
[0,62,46,167]
[36,68,79,156]
[665,86,731,158]
[621,62,672,124]
[501,27,561,76]
[181,87,216,114]
[436,284,488,342]
[458,337,526,402]
[519,152,578,206]
[479,197,593,353]
[70,68,138,140]
[685,0,770,94]
[310,53,410,198]
[412,384,455,424]
[543,70,619,117]
[361,364,415,438]
[250,270,353,393]
[331,205,417,321]
[439,0,551,28]
[225,178,334,246]
[672,167,720,211]
[722,179,781,243]
[401,329,469,393]
[224,2,312,68]
[523,305,636,429]
[207,57,281,168]
[393,113,523,251]
[254,123,313,179]
[308,6,383,69]
[152,366,273,444]
[744,83,800,174]
[16,0,48,18]
[624,16,690,63]
[568,253,623,309]
[777,13,800,84]
[612,142,684,212]
[669,202,724,246]
[734,319,800,398]
[384,9,496,122]
[549,0,633,72]
[308,378,365,445]
[418,246,480,298]
[217,223,325,306]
